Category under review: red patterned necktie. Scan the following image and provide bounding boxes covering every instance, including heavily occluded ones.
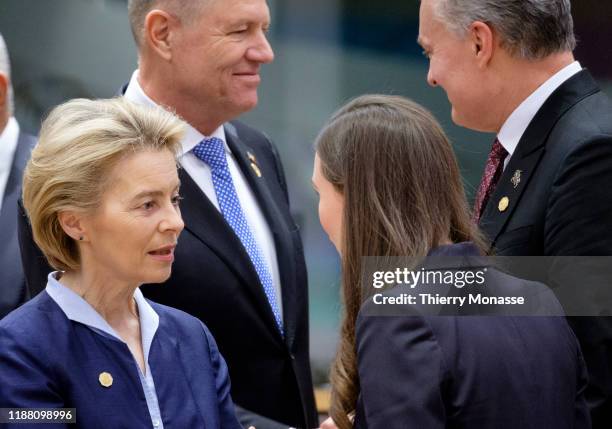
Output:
[472,139,508,223]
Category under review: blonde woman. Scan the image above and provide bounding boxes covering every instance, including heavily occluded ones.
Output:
[0,98,241,428]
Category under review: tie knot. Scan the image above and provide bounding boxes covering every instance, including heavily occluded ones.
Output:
[491,139,508,161]
[193,137,227,170]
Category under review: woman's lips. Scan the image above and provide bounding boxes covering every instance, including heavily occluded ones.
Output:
[148,245,175,262]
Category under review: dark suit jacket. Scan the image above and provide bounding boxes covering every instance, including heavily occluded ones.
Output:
[18,121,317,428]
[354,243,591,429]
[0,131,36,318]
[0,291,242,429]
[479,69,612,426]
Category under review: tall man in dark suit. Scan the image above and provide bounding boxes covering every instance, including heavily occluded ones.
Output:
[418,0,612,426]
[0,33,36,318]
[17,1,317,427]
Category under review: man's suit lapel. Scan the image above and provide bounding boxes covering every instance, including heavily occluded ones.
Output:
[178,168,285,340]
[0,132,33,219]
[479,147,545,243]
[480,70,600,244]
[224,123,299,348]
[0,133,35,302]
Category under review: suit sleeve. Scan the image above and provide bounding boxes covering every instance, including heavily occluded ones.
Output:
[545,134,612,425]
[0,324,68,428]
[355,311,447,429]
[17,198,52,297]
[545,135,612,255]
[201,323,243,429]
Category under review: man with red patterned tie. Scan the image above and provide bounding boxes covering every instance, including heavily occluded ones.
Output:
[418,0,612,427]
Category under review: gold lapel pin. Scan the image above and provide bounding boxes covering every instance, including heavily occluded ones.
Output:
[511,170,522,188]
[99,372,113,388]
[250,162,262,178]
[247,151,257,164]
[246,151,262,177]
[498,196,510,212]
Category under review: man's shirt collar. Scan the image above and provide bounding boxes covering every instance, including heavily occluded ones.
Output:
[497,61,582,160]
[123,70,230,156]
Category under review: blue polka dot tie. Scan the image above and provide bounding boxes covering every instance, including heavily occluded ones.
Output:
[193,137,283,335]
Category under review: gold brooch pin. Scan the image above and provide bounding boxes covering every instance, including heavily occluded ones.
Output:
[250,162,262,178]
[511,170,522,188]
[247,151,257,164]
[246,151,262,177]
[99,372,113,388]
[498,197,510,212]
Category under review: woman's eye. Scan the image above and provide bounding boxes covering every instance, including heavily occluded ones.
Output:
[142,201,155,210]
[172,195,184,206]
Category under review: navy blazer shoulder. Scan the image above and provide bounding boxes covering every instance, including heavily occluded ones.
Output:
[353,244,590,429]
[0,291,242,429]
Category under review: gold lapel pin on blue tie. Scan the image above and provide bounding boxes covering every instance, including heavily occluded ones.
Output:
[511,170,522,188]
[99,372,113,388]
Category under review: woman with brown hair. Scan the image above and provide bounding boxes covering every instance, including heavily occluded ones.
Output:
[313,95,589,429]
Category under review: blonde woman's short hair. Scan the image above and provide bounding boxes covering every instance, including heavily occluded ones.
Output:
[22,97,185,271]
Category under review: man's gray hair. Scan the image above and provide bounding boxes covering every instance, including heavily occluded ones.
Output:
[0,33,14,115]
[127,0,207,47]
[434,0,576,60]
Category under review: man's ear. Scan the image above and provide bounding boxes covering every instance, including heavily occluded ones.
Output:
[144,9,175,61]
[58,210,88,243]
[468,21,495,67]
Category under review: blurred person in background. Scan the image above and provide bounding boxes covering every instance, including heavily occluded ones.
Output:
[0,32,36,318]
[0,97,242,428]
[418,0,612,425]
[314,95,589,429]
[18,1,317,427]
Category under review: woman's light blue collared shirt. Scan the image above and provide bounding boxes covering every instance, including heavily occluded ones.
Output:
[45,272,164,429]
